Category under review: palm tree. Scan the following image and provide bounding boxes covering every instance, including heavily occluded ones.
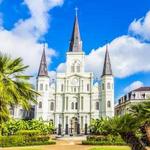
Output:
[0,54,39,129]
[130,102,150,144]
[90,117,108,135]
[105,114,147,150]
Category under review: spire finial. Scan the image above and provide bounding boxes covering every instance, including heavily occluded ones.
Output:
[106,42,108,51]
[43,43,46,50]
[75,7,78,16]
[43,43,45,50]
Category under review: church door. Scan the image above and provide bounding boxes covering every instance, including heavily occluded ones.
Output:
[71,117,78,134]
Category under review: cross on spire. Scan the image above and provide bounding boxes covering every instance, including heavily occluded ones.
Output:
[75,7,78,16]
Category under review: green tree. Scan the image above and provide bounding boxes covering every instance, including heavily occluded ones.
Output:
[90,118,108,135]
[105,114,146,150]
[0,54,39,131]
[130,102,150,144]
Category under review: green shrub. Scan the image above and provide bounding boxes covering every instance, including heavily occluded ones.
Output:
[16,130,41,136]
[0,135,56,147]
[24,135,50,143]
[82,140,126,145]
[83,135,126,145]
[2,119,55,136]
[0,135,25,147]
[87,135,108,141]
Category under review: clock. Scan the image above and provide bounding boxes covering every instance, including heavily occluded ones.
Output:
[71,78,78,86]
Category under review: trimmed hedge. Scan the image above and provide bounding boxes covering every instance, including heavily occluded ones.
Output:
[82,140,126,145]
[16,130,41,136]
[87,135,108,141]
[82,135,126,146]
[0,135,56,147]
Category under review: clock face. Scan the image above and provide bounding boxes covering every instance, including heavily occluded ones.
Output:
[71,78,78,86]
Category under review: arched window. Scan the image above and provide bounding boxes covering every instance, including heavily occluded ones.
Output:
[87,84,90,91]
[40,84,43,91]
[39,101,42,108]
[102,83,104,90]
[107,101,111,108]
[96,102,99,110]
[45,84,48,91]
[50,102,54,111]
[107,83,111,89]
[81,80,84,91]
[71,102,74,109]
[67,80,69,91]
[81,96,84,110]
[75,102,78,109]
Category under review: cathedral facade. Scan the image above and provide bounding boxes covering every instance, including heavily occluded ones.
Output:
[35,14,114,135]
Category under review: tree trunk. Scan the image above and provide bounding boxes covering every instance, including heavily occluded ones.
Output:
[145,124,150,145]
[120,132,147,150]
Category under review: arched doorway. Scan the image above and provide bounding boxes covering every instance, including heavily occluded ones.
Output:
[70,117,78,135]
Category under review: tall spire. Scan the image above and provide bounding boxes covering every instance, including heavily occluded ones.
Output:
[69,8,82,52]
[101,44,113,77]
[38,44,48,77]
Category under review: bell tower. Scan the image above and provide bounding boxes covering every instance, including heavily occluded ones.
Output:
[35,45,50,121]
[100,44,114,117]
[66,9,85,75]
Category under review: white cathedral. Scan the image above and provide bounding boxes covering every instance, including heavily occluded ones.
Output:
[35,13,114,135]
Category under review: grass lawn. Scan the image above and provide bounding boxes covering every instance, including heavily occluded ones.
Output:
[3,145,131,150]
[4,145,131,150]
[89,146,131,150]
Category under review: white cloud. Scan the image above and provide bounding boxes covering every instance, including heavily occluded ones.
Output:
[57,63,66,72]
[86,35,150,78]
[124,81,144,93]
[129,11,150,41]
[0,0,64,75]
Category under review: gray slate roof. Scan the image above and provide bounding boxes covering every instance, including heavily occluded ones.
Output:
[38,46,48,77]
[101,45,113,77]
[69,15,82,52]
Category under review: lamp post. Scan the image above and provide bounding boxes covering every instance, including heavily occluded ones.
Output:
[77,113,80,135]
[85,116,87,135]
[65,117,68,135]
[58,115,61,135]
[70,119,73,136]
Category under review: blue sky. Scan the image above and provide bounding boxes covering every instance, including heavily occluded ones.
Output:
[0,0,150,102]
